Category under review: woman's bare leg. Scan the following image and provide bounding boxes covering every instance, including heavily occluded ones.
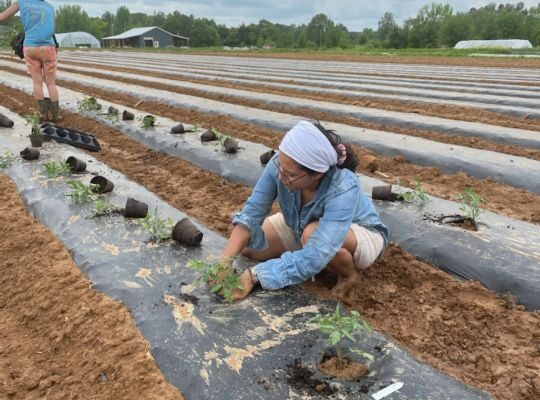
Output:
[242,218,287,262]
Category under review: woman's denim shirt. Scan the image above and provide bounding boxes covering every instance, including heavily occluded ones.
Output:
[232,154,389,290]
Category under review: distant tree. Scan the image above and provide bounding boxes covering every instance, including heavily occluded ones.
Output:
[440,12,472,47]
[102,12,114,37]
[56,5,91,33]
[378,12,397,41]
[407,3,453,47]
[307,13,333,49]
[152,11,166,28]
[114,6,131,34]
[190,18,220,46]
[88,17,108,40]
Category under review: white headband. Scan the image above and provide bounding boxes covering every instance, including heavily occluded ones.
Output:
[278,121,337,173]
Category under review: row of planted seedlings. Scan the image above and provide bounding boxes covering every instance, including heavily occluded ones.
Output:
[79,95,241,153]
[0,144,203,246]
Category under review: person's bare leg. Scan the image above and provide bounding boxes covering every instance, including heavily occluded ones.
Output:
[31,71,44,100]
[301,221,357,295]
[242,217,287,262]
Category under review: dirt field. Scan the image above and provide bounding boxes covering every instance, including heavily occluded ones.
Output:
[1,52,539,400]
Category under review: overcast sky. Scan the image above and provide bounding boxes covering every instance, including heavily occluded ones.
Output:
[48,1,539,31]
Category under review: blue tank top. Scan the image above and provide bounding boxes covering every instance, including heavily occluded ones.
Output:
[19,0,55,47]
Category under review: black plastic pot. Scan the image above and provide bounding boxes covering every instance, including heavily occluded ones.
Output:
[171,124,185,134]
[68,131,80,141]
[172,218,203,246]
[260,149,276,165]
[29,134,43,148]
[123,197,148,218]
[19,147,40,160]
[80,134,92,144]
[108,106,119,116]
[223,137,239,154]
[200,129,217,142]
[56,128,68,138]
[372,185,403,202]
[122,110,135,121]
[90,176,114,194]
[0,114,14,128]
[66,156,87,173]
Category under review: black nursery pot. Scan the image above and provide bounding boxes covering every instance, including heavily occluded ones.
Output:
[0,114,14,128]
[123,197,148,218]
[20,147,40,160]
[259,149,276,165]
[29,134,43,148]
[371,185,403,202]
[122,110,135,121]
[171,124,185,134]
[223,137,238,154]
[200,129,217,142]
[172,218,203,246]
[90,176,114,194]
[66,156,86,173]
[108,106,119,116]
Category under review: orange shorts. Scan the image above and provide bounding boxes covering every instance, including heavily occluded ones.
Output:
[23,46,57,83]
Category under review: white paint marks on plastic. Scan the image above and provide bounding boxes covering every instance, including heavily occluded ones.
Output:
[371,382,404,400]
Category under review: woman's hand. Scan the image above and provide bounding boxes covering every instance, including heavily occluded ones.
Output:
[230,270,254,301]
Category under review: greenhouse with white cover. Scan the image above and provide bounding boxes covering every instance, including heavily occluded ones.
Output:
[55,32,100,48]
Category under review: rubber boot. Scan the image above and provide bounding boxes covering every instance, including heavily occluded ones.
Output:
[50,100,61,122]
[36,99,49,122]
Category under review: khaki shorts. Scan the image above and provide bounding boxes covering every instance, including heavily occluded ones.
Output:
[268,213,384,270]
[23,46,57,84]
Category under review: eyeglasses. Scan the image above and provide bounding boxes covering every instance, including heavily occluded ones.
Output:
[273,157,308,184]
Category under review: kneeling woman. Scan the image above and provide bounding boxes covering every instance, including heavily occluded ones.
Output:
[222,120,388,300]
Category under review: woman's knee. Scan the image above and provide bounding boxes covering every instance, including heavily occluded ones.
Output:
[241,217,287,262]
[300,221,318,246]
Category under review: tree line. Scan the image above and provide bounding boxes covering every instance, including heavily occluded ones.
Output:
[1,1,539,48]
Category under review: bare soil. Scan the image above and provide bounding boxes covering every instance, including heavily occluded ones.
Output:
[0,174,183,400]
[175,51,540,69]
[1,61,539,400]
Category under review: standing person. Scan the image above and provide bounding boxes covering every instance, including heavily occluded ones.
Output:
[222,120,389,300]
[0,0,59,121]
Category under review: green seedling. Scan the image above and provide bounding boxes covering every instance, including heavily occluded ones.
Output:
[77,96,102,112]
[191,123,203,131]
[0,150,14,168]
[105,111,120,123]
[139,114,157,129]
[188,259,243,304]
[24,112,41,135]
[67,179,98,204]
[401,179,429,203]
[91,196,121,218]
[453,187,484,222]
[136,207,173,241]
[310,303,372,369]
[42,161,70,178]
[212,127,229,144]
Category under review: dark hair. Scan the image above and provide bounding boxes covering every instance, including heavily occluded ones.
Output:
[298,121,358,173]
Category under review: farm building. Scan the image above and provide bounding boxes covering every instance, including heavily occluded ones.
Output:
[55,32,100,48]
[101,26,189,48]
